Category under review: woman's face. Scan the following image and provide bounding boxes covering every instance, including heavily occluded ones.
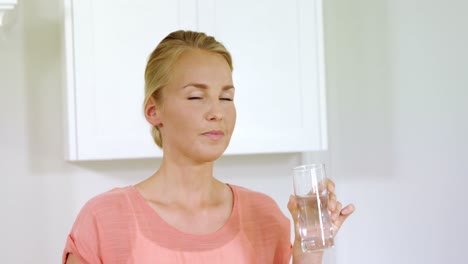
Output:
[155,49,236,163]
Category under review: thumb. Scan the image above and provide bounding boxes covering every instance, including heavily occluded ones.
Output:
[287,195,301,240]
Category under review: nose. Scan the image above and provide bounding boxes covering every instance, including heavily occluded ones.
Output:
[206,99,223,121]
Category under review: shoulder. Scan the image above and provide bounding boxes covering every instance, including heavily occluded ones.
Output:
[232,185,278,206]
[73,186,134,227]
[229,184,291,261]
[230,185,289,223]
[82,186,132,211]
[64,187,136,263]
[70,187,136,244]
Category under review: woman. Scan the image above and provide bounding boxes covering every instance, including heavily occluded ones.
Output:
[63,30,354,264]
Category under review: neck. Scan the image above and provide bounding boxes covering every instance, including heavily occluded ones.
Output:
[158,158,215,191]
[139,155,224,207]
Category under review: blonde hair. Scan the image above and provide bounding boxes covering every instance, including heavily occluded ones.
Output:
[143,30,233,148]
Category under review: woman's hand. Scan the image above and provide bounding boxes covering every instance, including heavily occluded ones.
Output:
[326,179,355,234]
[287,179,355,264]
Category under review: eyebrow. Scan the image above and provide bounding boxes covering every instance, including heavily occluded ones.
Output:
[182,83,235,91]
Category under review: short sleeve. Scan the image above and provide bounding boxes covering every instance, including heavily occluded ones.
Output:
[274,216,293,263]
[62,202,102,264]
[233,185,293,263]
[276,242,293,264]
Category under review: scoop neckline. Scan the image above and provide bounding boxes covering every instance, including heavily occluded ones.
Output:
[127,183,240,250]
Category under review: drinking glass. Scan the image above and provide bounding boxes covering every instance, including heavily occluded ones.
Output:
[292,164,334,252]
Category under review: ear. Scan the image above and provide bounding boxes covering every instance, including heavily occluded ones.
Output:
[144,97,163,127]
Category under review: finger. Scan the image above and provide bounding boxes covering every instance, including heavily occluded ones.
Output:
[332,201,342,221]
[340,204,355,216]
[328,192,337,211]
[332,204,355,236]
[327,179,336,193]
[334,204,355,227]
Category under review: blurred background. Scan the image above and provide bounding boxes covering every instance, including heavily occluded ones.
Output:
[1,0,467,263]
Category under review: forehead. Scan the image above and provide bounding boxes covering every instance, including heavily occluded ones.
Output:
[169,49,233,87]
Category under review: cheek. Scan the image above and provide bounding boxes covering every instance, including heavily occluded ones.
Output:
[228,105,237,127]
[161,103,194,130]
[167,109,195,128]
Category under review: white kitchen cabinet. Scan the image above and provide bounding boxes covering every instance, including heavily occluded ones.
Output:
[63,0,327,160]
[0,0,17,27]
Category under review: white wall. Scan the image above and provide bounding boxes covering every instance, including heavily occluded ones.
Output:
[324,0,468,263]
[1,0,467,263]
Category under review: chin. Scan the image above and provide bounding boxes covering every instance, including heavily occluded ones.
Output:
[198,150,226,163]
[193,145,229,163]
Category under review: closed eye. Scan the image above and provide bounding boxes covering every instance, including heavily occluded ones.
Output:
[220,98,233,101]
[188,97,203,100]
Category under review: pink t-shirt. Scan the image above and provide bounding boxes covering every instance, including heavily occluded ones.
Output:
[63,184,292,263]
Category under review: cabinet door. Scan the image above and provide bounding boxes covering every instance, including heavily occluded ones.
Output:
[0,0,17,27]
[63,0,326,160]
[196,0,327,155]
[64,0,198,160]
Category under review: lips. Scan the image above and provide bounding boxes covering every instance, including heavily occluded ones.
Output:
[202,130,225,140]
